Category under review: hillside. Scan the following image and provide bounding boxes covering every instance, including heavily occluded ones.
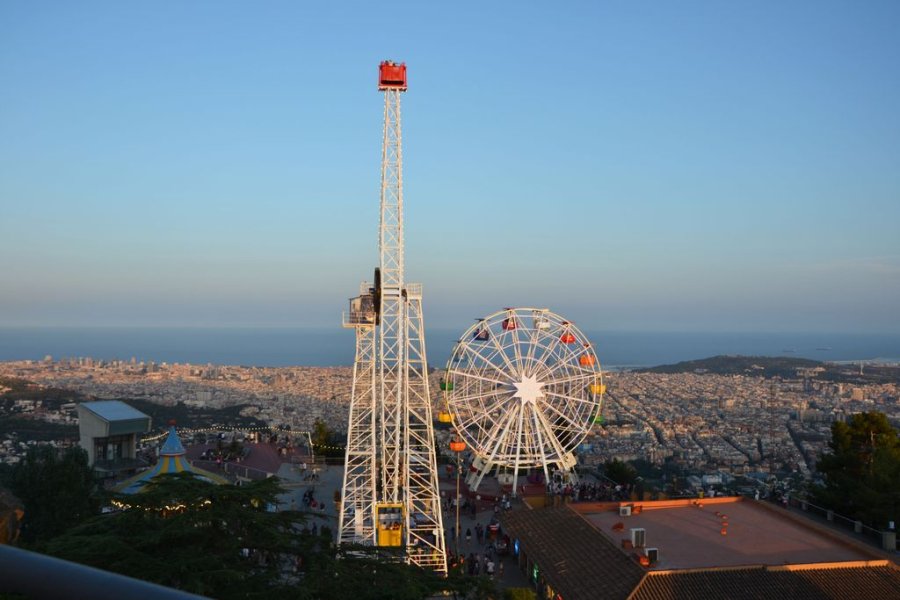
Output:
[637,355,824,378]
[636,355,900,384]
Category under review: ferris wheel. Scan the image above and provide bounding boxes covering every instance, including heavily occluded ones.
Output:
[442,308,605,494]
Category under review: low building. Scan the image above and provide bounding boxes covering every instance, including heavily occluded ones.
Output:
[502,497,900,600]
[76,401,151,475]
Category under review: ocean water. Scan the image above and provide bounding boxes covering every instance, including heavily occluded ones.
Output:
[1,327,899,369]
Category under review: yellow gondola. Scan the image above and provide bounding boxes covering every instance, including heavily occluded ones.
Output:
[375,503,404,547]
[438,411,453,424]
[589,382,606,395]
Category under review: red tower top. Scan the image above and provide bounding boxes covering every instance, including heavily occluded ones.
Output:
[378,60,407,91]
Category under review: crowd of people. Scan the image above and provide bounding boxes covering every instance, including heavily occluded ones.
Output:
[546,479,632,502]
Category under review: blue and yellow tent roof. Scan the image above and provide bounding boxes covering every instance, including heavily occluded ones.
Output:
[115,426,228,494]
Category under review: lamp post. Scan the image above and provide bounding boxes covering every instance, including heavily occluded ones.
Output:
[449,436,466,558]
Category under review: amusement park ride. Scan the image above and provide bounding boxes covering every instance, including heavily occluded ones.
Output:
[441,308,605,495]
[337,62,605,577]
[338,61,447,575]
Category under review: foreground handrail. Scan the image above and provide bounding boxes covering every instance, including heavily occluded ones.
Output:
[0,545,208,599]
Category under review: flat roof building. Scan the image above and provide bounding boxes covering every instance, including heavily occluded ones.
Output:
[77,401,151,475]
[501,497,900,600]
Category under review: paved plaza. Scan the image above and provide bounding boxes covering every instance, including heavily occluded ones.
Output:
[274,458,530,590]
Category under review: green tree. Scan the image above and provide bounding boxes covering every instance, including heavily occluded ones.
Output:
[311,418,346,459]
[312,418,331,448]
[603,459,637,486]
[46,473,469,599]
[813,412,900,529]
[10,445,99,545]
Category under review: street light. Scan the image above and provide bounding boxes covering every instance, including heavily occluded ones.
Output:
[449,436,466,559]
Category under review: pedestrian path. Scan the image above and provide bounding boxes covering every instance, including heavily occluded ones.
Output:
[273,461,532,590]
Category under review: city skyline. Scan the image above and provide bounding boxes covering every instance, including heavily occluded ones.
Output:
[2,2,899,333]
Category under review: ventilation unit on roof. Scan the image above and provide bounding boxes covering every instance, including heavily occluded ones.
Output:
[645,547,659,564]
[619,506,632,517]
[630,527,646,548]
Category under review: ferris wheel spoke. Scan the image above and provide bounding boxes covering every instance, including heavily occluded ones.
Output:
[519,328,546,377]
[452,391,510,418]
[543,390,601,408]
[532,401,570,462]
[479,401,520,461]
[527,404,552,476]
[542,369,596,388]
[511,398,526,490]
[458,341,514,380]
[540,400,584,435]
[454,392,514,434]
[449,369,508,388]
[485,324,520,377]
[510,327,526,376]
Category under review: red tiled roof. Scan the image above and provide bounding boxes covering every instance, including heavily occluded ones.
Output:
[502,506,645,600]
[629,561,900,600]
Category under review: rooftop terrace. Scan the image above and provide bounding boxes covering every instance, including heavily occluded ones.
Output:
[577,497,878,570]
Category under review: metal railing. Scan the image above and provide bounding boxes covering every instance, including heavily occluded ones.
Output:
[783,495,897,551]
[0,545,208,599]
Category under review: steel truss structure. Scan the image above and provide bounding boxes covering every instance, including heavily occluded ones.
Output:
[338,62,447,575]
[443,308,604,494]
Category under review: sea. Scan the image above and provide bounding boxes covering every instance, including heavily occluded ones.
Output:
[1,327,899,370]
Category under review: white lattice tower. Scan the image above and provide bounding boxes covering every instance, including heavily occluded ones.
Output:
[379,84,404,503]
[338,62,446,575]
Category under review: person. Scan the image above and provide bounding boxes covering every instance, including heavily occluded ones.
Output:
[486,559,495,578]
[498,560,504,579]
[466,527,472,542]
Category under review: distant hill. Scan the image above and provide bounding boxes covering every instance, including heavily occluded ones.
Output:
[635,355,900,385]
[636,355,824,378]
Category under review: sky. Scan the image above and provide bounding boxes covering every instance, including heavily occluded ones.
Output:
[1,1,898,334]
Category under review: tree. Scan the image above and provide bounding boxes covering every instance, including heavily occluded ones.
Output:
[10,445,99,545]
[603,459,637,486]
[46,473,300,598]
[312,418,331,448]
[813,412,900,529]
[46,473,469,599]
[311,418,345,459]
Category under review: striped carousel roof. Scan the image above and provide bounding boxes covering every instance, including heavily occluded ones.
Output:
[115,426,228,494]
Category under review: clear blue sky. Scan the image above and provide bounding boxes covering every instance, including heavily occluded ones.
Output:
[1,1,898,333]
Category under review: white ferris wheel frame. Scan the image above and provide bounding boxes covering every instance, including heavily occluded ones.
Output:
[444,308,604,494]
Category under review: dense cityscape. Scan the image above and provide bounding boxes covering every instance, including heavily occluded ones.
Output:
[3,356,898,490]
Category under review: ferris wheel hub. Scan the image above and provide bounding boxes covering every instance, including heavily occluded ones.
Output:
[512,374,545,404]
